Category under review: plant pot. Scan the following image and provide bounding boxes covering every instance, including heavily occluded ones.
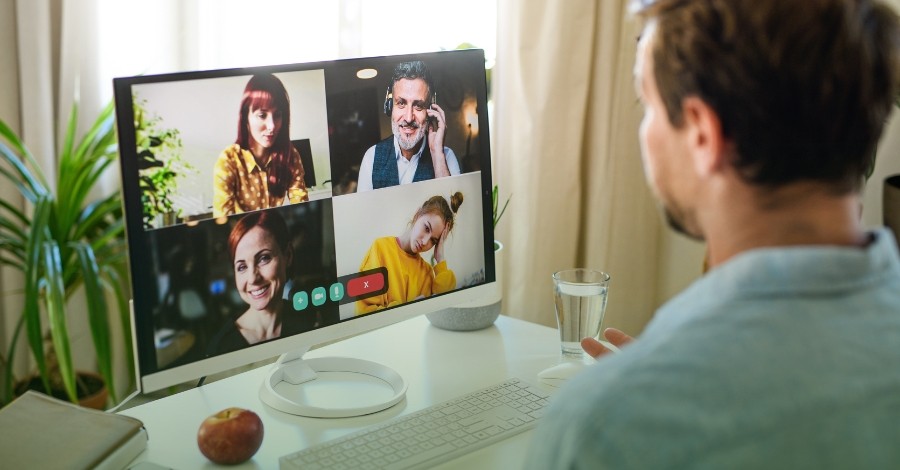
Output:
[14,371,108,410]
[427,241,504,331]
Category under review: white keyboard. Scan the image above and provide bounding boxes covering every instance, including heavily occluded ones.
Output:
[280,377,550,470]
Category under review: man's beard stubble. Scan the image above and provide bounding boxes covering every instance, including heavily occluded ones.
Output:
[662,204,704,242]
[393,119,426,152]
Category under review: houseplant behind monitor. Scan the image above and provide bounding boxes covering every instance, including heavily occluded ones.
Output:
[0,102,132,409]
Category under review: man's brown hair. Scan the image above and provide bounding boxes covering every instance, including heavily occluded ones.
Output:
[636,0,900,191]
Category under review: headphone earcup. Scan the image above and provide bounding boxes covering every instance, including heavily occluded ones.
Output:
[383,87,392,116]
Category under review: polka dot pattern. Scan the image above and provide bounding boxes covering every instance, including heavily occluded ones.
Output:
[213,144,308,217]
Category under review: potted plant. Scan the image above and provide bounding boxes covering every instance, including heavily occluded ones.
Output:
[133,97,192,229]
[0,101,133,408]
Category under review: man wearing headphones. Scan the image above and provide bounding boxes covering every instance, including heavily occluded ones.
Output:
[357,60,461,192]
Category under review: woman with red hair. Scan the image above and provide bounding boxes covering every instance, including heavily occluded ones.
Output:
[213,73,307,217]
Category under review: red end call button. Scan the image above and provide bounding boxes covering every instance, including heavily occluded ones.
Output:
[347,272,385,297]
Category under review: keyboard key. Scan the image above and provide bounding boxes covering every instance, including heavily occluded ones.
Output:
[280,378,549,470]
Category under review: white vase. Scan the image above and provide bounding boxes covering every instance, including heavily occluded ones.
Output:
[426,241,503,331]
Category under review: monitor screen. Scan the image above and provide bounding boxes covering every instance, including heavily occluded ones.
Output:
[113,49,496,399]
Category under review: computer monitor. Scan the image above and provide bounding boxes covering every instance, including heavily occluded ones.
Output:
[113,49,496,417]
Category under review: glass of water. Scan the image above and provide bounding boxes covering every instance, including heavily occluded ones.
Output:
[552,269,610,360]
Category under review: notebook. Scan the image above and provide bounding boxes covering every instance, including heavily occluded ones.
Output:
[0,390,148,469]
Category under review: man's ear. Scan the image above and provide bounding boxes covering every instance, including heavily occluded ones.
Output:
[681,97,726,177]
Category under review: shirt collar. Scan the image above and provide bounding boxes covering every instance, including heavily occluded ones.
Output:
[240,146,268,172]
[665,228,900,315]
[392,134,425,163]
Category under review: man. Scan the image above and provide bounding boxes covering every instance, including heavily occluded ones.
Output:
[527,0,900,468]
[356,60,461,192]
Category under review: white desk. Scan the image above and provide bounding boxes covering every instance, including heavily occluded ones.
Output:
[121,315,563,469]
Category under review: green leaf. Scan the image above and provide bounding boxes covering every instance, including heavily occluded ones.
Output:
[102,265,135,397]
[0,197,29,228]
[72,102,116,166]
[491,185,511,229]
[74,242,115,403]
[43,240,77,403]
[23,196,53,394]
[58,102,80,192]
[0,253,27,268]
[57,104,117,233]
[0,204,28,261]
[87,219,126,255]
[0,116,29,157]
[73,193,121,240]
[60,148,116,235]
[0,142,43,202]
[492,185,498,218]
[0,117,49,190]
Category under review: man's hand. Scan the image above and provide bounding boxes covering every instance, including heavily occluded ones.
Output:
[427,103,451,178]
[581,328,634,358]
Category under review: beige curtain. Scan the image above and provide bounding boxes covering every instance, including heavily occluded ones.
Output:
[0,0,64,398]
[493,0,664,336]
[0,0,24,394]
[0,0,131,398]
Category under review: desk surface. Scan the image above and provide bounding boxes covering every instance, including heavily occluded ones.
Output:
[121,314,563,469]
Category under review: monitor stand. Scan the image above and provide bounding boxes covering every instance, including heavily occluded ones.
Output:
[258,346,407,418]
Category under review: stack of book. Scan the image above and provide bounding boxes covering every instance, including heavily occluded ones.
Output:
[0,390,148,469]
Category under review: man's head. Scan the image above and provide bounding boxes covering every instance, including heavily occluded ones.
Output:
[633,0,900,236]
[385,61,436,153]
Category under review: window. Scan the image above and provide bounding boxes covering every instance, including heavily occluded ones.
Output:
[98,0,496,82]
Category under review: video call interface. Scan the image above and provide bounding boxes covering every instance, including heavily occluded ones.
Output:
[114,50,493,375]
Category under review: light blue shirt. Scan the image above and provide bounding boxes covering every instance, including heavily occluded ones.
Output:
[527,229,900,469]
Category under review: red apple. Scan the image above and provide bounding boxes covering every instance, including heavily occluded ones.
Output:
[197,407,264,465]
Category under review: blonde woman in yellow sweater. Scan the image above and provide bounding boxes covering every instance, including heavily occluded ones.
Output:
[356,192,463,314]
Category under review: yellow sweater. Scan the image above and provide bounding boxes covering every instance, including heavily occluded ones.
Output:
[355,237,456,314]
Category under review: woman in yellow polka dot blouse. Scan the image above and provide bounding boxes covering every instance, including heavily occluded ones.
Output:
[213,73,308,217]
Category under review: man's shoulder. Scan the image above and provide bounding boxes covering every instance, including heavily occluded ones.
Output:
[529,247,900,469]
